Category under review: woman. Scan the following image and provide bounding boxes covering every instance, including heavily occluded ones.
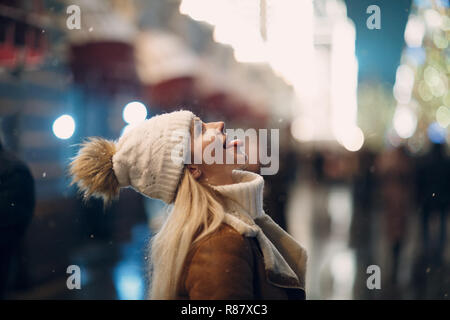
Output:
[69,110,307,300]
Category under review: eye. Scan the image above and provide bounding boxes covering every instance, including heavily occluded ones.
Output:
[193,120,202,136]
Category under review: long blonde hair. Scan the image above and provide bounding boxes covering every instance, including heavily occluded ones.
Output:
[149,168,226,299]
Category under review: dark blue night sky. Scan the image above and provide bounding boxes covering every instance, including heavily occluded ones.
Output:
[344,0,412,85]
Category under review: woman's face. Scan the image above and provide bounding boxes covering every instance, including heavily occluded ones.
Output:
[188,117,248,185]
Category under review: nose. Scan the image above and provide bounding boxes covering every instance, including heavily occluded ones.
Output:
[214,121,225,133]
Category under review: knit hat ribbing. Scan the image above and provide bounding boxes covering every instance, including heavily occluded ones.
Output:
[112,110,195,204]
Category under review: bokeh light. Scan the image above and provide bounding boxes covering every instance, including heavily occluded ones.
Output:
[436,106,450,128]
[52,115,75,140]
[393,105,418,139]
[424,9,442,29]
[290,117,315,142]
[393,64,415,104]
[340,126,364,152]
[122,101,148,125]
[404,15,425,48]
[427,122,447,144]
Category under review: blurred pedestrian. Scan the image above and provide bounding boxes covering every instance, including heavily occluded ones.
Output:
[376,146,414,290]
[0,138,35,298]
[416,143,450,267]
[350,149,376,299]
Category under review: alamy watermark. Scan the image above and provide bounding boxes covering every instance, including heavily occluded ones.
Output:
[170,119,279,175]
[66,264,81,290]
[366,5,381,30]
[66,5,81,30]
[366,264,381,290]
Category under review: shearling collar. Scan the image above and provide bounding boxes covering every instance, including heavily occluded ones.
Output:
[212,170,307,290]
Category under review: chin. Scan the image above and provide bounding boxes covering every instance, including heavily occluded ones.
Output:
[235,153,248,169]
[237,163,249,171]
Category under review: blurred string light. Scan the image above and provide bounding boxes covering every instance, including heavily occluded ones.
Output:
[393,105,418,139]
[393,64,415,104]
[436,105,450,128]
[424,65,447,97]
[424,65,440,87]
[52,115,75,140]
[423,9,442,29]
[404,15,425,48]
[392,62,419,140]
[398,0,449,150]
[442,15,450,31]
[418,80,434,101]
[433,31,448,49]
[427,122,447,144]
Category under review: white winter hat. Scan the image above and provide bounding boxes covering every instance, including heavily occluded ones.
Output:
[112,110,195,203]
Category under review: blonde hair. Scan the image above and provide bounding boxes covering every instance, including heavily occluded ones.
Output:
[149,168,226,299]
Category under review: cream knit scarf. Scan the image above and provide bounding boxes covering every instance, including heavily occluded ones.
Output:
[212,170,307,290]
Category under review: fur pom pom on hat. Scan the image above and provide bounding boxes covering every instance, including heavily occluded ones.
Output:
[69,110,195,204]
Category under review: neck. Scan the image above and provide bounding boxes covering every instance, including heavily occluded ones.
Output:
[201,168,234,186]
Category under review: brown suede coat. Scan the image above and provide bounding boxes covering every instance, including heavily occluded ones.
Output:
[176,215,307,300]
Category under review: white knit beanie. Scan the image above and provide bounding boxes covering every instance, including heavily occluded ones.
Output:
[112,110,195,204]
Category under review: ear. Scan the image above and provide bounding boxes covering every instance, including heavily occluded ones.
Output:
[187,165,202,180]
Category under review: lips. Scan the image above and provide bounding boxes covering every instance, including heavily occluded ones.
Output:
[226,139,243,149]
[222,132,243,149]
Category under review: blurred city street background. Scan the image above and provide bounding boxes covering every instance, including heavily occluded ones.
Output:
[0,0,449,299]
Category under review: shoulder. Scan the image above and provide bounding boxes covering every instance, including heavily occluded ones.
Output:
[180,223,256,299]
[182,223,256,275]
[189,223,252,259]
[207,223,245,240]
